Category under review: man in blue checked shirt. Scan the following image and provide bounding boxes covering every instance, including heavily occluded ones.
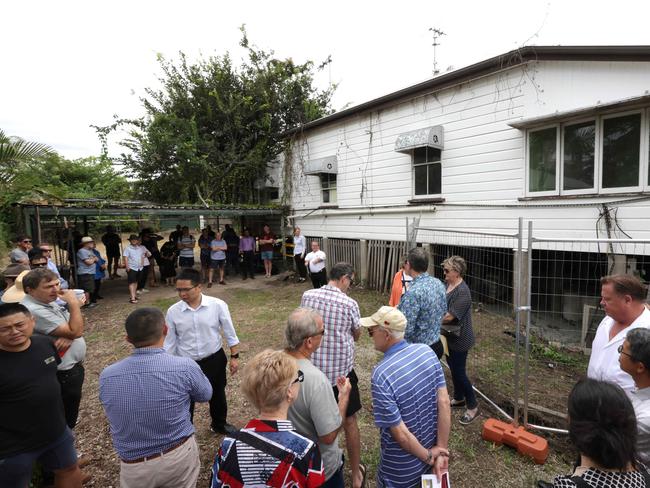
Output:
[99,307,212,488]
[398,247,447,359]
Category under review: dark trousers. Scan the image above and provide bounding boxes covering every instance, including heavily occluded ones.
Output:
[57,363,85,429]
[92,278,102,302]
[294,254,307,279]
[309,269,327,288]
[226,248,239,276]
[241,251,255,278]
[191,349,228,429]
[447,349,478,409]
[430,340,444,360]
[138,265,150,290]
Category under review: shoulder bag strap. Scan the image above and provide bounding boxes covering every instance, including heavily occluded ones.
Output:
[228,430,296,465]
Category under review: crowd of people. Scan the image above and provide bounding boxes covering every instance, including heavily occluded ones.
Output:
[3,225,650,488]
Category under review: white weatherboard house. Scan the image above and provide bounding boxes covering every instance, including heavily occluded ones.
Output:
[268,46,650,340]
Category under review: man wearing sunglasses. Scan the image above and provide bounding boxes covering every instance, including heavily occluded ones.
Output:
[588,274,650,395]
[10,235,32,265]
[618,328,650,468]
[164,268,240,435]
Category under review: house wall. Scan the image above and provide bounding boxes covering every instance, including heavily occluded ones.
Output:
[284,60,650,244]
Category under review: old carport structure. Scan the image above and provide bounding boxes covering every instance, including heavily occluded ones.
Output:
[15,198,286,274]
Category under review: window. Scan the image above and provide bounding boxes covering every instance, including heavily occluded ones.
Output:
[526,109,648,195]
[602,113,641,189]
[320,174,337,203]
[413,147,442,196]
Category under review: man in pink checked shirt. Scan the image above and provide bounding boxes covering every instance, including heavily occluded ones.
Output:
[300,261,364,488]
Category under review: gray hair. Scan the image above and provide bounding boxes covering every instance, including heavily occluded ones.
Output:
[442,255,467,277]
[407,247,429,273]
[626,328,650,369]
[285,307,322,350]
[330,262,354,281]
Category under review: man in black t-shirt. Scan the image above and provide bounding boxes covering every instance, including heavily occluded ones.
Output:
[102,225,122,279]
[0,302,82,488]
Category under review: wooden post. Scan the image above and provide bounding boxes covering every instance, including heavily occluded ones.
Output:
[424,243,435,275]
[359,239,368,287]
[322,237,331,275]
[513,250,529,316]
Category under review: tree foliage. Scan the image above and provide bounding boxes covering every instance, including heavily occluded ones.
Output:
[0,153,132,209]
[0,129,53,186]
[102,28,335,205]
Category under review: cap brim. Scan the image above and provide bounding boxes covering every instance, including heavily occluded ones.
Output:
[1,287,25,303]
[359,316,379,328]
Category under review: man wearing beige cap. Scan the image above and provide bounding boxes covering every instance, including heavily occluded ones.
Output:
[76,237,98,308]
[360,306,451,488]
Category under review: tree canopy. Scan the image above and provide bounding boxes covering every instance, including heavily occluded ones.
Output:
[101,28,335,205]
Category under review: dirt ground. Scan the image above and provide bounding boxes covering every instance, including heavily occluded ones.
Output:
[63,265,576,488]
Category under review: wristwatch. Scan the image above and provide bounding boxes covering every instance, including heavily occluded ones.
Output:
[230,353,240,359]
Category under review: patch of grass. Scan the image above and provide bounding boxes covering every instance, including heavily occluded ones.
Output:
[152,297,177,310]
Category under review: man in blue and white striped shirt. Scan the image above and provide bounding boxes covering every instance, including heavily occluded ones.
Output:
[361,306,451,488]
[100,307,212,488]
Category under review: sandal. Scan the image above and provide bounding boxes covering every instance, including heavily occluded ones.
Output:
[129,298,138,304]
[359,462,367,488]
[450,399,466,408]
[459,409,480,425]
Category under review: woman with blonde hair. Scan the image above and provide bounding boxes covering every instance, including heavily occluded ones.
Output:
[210,350,325,488]
[441,255,479,425]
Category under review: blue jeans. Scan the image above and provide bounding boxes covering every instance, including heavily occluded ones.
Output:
[447,350,478,409]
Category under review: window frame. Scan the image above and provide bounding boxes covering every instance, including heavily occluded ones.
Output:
[560,117,598,196]
[320,173,337,204]
[412,146,443,198]
[525,108,650,197]
[599,109,644,194]
[525,124,560,197]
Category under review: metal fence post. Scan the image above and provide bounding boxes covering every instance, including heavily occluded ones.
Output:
[523,220,534,427]
[322,237,331,275]
[513,217,523,427]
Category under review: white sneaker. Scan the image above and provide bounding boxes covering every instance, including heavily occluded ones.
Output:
[140,288,150,293]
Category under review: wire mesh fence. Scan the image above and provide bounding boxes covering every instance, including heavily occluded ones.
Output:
[415,227,527,425]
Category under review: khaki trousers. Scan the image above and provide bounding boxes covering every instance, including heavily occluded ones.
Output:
[120,435,200,488]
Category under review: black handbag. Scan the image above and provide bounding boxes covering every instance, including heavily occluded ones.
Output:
[441,317,461,338]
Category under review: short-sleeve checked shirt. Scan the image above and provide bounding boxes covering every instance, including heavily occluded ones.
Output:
[301,285,360,385]
[398,272,447,346]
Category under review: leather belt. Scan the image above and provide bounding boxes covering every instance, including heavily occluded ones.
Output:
[121,436,191,464]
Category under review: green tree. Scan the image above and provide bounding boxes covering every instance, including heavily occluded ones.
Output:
[0,129,53,186]
[101,28,335,205]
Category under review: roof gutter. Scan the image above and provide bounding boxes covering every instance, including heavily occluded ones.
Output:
[287,205,438,219]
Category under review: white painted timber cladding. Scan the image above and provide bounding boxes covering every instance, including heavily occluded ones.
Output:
[283,60,650,245]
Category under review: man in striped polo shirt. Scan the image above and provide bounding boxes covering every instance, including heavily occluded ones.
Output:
[361,306,451,488]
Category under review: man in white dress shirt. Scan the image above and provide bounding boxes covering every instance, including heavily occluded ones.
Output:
[164,268,240,435]
[304,241,327,289]
[587,274,650,394]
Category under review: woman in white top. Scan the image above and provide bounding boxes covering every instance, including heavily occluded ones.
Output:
[293,227,307,283]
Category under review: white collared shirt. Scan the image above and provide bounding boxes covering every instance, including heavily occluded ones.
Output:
[164,294,240,361]
[587,307,650,394]
[304,250,326,273]
[631,386,650,468]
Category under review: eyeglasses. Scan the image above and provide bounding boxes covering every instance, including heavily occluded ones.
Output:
[311,329,325,338]
[31,262,48,268]
[292,370,304,385]
[22,240,32,243]
[41,248,52,252]
[175,285,199,293]
[618,344,636,360]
